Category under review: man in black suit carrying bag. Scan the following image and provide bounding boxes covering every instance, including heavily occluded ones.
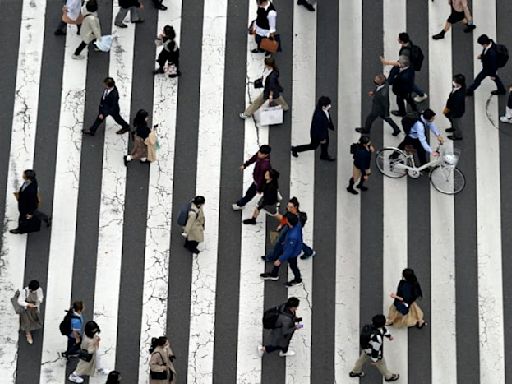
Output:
[291,96,335,161]
[83,77,131,136]
[356,74,400,136]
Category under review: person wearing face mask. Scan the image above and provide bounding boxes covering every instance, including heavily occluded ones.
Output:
[240,57,288,119]
[291,96,336,161]
[251,0,278,54]
[356,74,401,136]
[443,74,466,141]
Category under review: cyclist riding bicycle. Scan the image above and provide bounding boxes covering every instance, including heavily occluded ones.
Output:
[397,108,445,166]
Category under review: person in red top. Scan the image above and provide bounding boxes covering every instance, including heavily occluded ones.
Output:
[233,145,272,210]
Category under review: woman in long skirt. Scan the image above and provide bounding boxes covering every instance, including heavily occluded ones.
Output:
[69,321,101,383]
[13,280,44,344]
[124,109,151,165]
[387,268,427,329]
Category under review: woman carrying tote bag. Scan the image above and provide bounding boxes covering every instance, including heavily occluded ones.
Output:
[149,336,176,384]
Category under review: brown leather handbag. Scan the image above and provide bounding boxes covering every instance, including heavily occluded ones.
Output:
[260,38,279,53]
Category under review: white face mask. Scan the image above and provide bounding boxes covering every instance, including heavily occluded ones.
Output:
[323,105,331,112]
[452,81,460,88]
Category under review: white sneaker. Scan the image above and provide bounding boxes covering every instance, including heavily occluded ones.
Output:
[232,203,244,211]
[72,54,85,60]
[68,373,84,383]
[413,94,428,103]
[500,116,512,123]
[279,350,296,357]
[257,345,265,358]
[239,113,249,119]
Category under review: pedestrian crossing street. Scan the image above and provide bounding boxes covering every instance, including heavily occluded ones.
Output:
[0,0,511,383]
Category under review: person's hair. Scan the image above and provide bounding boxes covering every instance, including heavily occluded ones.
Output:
[286,297,300,308]
[151,336,168,351]
[259,144,271,155]
[286,213,299,226]
[375,73,386,84]
[84,320,100,338]
[477,34,491,45]
[317,96,331,109]
[453,74,466,89]
[163,25,176,40]
[28,280,40,291]
[372,314,386,328]
[403,268,423,298]
[268,168,280,181]
[104,77,115,88]
[85,0,98,13]
[71,301,84,312]
[398,32,410,44]
[134,109,149,127]
[193,196,205,206]
[106,371,121,383]
[24,169,36,181]
[422,108,436,121]
[399,55,410,67]
[289,196,300,209]
[359,135,370,145]
[264,57,278,71]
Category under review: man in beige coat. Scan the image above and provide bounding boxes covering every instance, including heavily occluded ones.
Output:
[72,0,102,59]
[182,196,205,255]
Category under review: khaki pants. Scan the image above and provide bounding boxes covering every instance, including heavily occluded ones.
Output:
[352,353,393,379]
[244,93,289,117]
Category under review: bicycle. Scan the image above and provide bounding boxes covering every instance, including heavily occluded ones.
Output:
[375,144,465,195]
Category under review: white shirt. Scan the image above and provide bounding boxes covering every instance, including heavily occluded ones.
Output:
[17,287,44,309]
[255,3,277,37]
[66,0,82,20]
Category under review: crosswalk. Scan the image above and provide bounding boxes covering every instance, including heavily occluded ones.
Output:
[1,0,512,383]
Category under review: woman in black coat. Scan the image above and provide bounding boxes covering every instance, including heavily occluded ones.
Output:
[444,74,466,141]
[291,96,335,161]
[347,136,374,194]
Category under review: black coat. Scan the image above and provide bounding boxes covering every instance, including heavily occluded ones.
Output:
[17,181,39,216]
[389,66,415,96]
[480,43,498,76]
[310,108,334,142]
[263,70,282,100]
[445,88,465,118]
[119,0,140,8]
[98,86,121,116]
[371,83,391,117]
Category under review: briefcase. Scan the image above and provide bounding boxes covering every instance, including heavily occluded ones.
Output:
[259,106,283,126]
[260,37,279,54]
[18,215,41,234]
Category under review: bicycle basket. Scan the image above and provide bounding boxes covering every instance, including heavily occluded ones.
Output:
[441,148,460,168]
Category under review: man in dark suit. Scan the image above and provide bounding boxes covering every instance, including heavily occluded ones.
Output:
[466,34,506,96]
[388,57,417,117]
[291,96,335,161]
[444,74,466,141]
[82,77,131,136]
[356,74,400,136]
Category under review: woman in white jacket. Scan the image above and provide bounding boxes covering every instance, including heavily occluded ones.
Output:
[72,0,102,59]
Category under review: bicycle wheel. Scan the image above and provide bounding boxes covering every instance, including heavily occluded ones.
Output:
[376,148,408,178]
[429,166,465,195]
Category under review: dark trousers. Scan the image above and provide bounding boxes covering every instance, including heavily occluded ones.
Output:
[184,240,199,252]
[236,182,258,207]
[398,136,427,166]
[270,256,302,281]
[265,345,288,354]
[364,112,400,133]
[152,0,164,6]
[294,138,329,158]
[157,49,179,70]
[467,71,506,93]
[396,93,417,115]
[90,111,130,134]
[74,39,94,56]
[448,117,462,138]
[33,209,50,224]
[66,337,80,356]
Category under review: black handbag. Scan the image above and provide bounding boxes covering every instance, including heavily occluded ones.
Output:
[254,77,263,88]
[79,349,93,362]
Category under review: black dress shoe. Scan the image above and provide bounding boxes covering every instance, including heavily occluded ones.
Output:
[54,29,66,36]
[116,127,130,134]
[463,24,476,33]
[169,70,182,78]
[297,0,315,11]
[9,229,21,234]
[491,90,506,96]
[115,23,128,28]
[391,110,406,117]
[291,147,298,158]
[251,48,265,53]
[355,127,370,134]
[445,127,455,132]
[448,135,463,141]
[466,90,474,96]
[320,156,336,162]
[157,4,168,10]
[392,130,400,136]
[82,129,94,136]
[153,68,165,75]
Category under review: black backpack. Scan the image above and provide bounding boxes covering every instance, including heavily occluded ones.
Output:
[360,324,374,349]
[263,305,281,329]
[59,310,79,336]
[409,44,424,71]
[496,43,509,68]
[176,202,193,226]
[298,211,307,227]
[401,112,421,135]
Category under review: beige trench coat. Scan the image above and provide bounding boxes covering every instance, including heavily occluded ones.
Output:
[145,130,158,162]
[149,345,177,384]
[75,334,99,377]
[183,203,205,243]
